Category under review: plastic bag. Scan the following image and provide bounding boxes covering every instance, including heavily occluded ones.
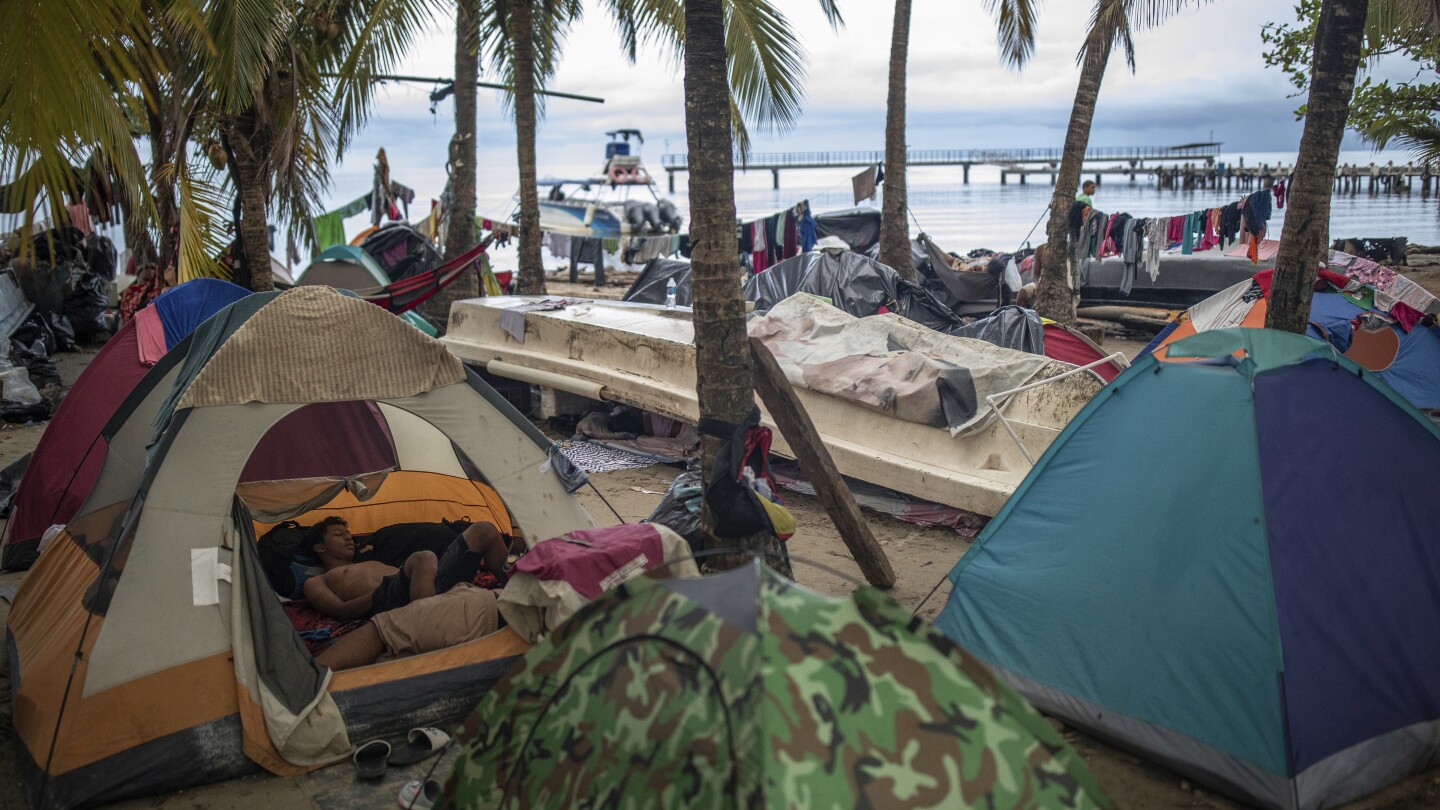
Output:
[64,272,111,340]
[42,312,76,352]
[1004,258,1023,291]
[645,462,705,551]
[0,365,42,406]
[10,335,59,389]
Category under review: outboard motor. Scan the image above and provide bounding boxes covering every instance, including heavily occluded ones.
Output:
[623,200,649,233]
[657,199,683,233]
[641,203,663,234]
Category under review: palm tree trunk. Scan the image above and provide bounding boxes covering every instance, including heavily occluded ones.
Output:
[226,115,274,292]
[877,0,914,279]
[511,0,546,295]
[1034,31,1112,325]
[685,0,789,576]
[429,0,482,326]
[1266,0,1369,333]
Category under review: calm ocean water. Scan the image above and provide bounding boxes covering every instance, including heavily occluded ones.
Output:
[485,150,1440,272]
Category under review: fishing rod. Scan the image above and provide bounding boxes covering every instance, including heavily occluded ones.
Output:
[326,73,605,104]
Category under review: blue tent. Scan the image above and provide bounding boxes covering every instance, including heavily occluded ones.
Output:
[153,278,251,347]
[937,329,1440,810]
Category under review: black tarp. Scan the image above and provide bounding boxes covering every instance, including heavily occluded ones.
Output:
[359,223,443,282]
[744,249,966,333]
[621,258,693,306]
[947,305,1045,354]
[815,207,882,254]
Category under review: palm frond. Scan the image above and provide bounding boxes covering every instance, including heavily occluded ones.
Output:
[0,0,154,237]
[173,159,228,281]
[330,0,446,153]
[722,0,808,136]
[1365,0,1440,51]
[983,0,1040,69]
[1081,0,1210,72]
[197,0,290,114]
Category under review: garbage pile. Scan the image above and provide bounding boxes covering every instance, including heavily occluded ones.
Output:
[0,226,121,422]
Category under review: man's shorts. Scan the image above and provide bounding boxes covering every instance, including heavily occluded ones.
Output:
[370,584,500,656]
[368,531,488,615]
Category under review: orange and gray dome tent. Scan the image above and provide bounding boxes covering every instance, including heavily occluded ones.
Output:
[7,286,594,808]
[1141,267,1440,409]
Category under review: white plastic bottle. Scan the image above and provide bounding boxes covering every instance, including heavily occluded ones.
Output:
[665,278,677,309]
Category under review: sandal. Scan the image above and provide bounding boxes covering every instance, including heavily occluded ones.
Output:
[397,778,442,810]
[387,727,451,766]
[353,739,391,780]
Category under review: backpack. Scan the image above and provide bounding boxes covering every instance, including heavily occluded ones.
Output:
[703,408,794,541]
[257,520,319,599]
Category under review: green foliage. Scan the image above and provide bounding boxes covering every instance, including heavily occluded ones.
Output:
[1263,0,1440,160]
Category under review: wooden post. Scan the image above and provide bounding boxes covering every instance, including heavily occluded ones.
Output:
[748,337,896,589]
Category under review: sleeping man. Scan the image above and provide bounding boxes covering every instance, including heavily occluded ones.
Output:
[303,516,516,670]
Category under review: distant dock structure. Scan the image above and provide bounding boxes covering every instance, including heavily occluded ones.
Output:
[659,142,1437,196]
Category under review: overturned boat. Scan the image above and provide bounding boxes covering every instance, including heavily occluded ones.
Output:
[443,295,1113,516]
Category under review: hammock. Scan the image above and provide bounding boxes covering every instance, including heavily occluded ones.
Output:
[352,238,501,314]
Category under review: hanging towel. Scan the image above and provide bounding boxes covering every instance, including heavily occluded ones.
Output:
[852,166,878,204]
[1120,218,1143,296]
[313,212,346,249]
[1180,212,1195,255]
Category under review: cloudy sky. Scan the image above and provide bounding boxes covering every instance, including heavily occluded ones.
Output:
[328,0,1399,213]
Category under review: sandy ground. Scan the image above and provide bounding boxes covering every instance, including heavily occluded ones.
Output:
[0,300,1438,809]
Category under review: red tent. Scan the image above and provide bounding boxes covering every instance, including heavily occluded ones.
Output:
[2,286,396,569]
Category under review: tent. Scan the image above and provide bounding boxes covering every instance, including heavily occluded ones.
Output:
[442,561,1111,809]
[358,223,443,282]
[936,329,1440,810]
[7,286,595,808]
[1,279,251,570]
[1145,271,1440,408]
[297,245,390,289]
[296,245,442,334]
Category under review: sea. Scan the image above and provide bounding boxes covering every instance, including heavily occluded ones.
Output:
[482,150,1440,273]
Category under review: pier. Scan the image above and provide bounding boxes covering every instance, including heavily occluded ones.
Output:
[658,144,1437,196]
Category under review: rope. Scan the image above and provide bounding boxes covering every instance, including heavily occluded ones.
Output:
[912,570,950,617]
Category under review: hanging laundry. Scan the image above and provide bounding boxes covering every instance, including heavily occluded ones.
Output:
[1143,217,1163,282]
[1272,179,1286,210]
[1120,218,1143,296]
[798,203,817,251]
[1180,212,1196,255]
[1166,216,1183,246]
[313,212,346,249]
[852,166,878,204]
[751,220,768,254]
[783,211,798,258]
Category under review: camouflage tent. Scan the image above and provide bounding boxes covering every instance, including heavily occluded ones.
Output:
[440,562,1111,809]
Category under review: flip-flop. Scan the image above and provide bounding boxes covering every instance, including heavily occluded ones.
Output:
[397,778,442,810]
[353,739,391,781]
[387,727,451,766]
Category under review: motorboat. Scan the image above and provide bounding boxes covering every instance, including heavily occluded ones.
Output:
[536,129,684,238]
[442,294,1112,517]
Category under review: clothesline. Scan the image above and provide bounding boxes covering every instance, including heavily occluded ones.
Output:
[1068,180,1287,296]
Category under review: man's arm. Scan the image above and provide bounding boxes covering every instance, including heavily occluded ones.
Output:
[302,575,374,621]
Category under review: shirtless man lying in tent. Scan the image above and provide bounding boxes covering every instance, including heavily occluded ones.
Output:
[303,517,516,670]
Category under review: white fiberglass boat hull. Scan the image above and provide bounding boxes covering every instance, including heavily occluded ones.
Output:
[443,297,1103,516]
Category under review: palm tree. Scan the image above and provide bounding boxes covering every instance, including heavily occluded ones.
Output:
[684,0,841,570]
[1,0,434,291]
[877,0,915,279]
[1032,0,1205,325]
[1267,0,1436,331]
[878,0,1039,278]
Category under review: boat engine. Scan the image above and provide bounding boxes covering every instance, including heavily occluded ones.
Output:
[657,199,683,233]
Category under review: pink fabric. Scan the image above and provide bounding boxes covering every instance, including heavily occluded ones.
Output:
[1166,216,1183,244]
[515,524,665,600]
[133,305,168,366]
[1226,239,1281,261]
[1390,301,1424,332]
[1343,256,1397,291]
[1198,209,1221,251]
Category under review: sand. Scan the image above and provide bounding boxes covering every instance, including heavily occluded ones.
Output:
[1,307,1437,809]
